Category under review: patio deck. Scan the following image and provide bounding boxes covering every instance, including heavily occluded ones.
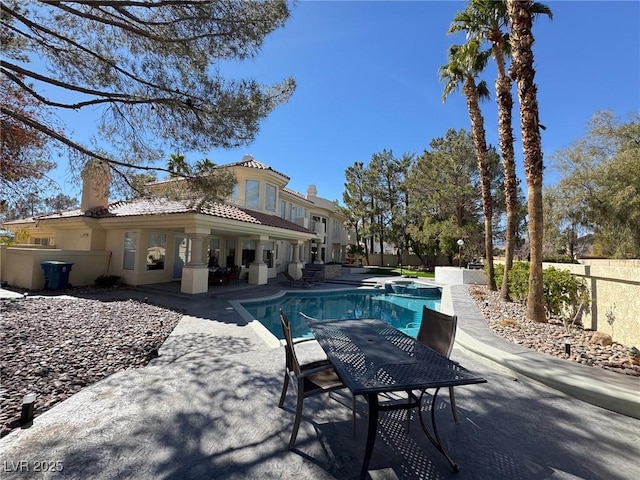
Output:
[1,273,638,479]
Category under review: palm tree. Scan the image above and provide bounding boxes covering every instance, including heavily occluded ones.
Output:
[450,0,552,302]
[506,0,546,322]
[439,40,497,290]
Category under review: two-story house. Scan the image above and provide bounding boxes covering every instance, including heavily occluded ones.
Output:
[0,156,350,294]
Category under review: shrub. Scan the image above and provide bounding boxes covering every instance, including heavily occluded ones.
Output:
[491,263,505,289]
[507,262,530,302]
[542,254,578,264]
[542,266,590,329]
[95,274,121,288]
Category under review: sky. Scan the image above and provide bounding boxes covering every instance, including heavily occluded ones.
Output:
[50,0,640,205]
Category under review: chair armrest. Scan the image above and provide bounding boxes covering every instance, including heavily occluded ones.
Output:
[292,337,316,346]
[298,363,337,377]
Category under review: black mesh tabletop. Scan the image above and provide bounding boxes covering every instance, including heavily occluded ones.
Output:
[307,318,486,395]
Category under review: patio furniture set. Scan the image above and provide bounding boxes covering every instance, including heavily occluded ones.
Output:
[278,306,487,479]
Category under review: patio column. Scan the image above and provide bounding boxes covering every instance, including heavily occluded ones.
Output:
[181,230,209,294]
[249,236,269,285]
[288,240,304,279]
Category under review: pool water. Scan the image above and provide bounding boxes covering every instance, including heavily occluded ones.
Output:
[238,288,441,340]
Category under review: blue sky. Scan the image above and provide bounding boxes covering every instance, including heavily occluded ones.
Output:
[51,0,640,205]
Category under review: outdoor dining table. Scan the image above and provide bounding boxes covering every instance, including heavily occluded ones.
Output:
[306,318,487,480]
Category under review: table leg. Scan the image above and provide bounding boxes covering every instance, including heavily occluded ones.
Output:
[418,388,460,472]
[359,393,379,480]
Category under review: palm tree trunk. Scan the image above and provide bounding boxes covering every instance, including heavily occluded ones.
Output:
[491,34,518,301]
[507,0,546,322]
[463,78,496,290]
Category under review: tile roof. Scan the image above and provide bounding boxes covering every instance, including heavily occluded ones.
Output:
[146,155,289,187]
[225,155,290,180]
[28,197,313,234]
[282,187,312,202]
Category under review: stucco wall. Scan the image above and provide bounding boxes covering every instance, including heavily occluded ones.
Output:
[0,246,111,290]
[535,261,639,348]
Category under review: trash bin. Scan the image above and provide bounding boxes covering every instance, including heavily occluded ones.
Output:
[41,261,74,290]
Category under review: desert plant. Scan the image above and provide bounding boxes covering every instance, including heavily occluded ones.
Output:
[605,304,616,340]
[542,266,591,330]
[491,263,505,289]
[507,261,530,302]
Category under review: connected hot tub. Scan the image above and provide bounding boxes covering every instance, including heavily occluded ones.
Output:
[384,280,441,298]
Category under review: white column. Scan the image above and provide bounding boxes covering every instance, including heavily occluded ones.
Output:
[181,231,208,294]
[186,234,205,266]
[292,241,300,263]
[254,241,265,264]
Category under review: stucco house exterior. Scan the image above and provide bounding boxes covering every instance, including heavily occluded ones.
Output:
[0,156,351,294]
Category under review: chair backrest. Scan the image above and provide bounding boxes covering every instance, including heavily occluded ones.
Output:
[280,310,302,375]
[417,306,458,358]
[228,265,241,279]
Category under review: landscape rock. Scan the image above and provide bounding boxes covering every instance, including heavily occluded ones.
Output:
[590,331,613,346]
[0,292,182,438]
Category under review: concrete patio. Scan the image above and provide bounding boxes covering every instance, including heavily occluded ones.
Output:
[1,275,639,479]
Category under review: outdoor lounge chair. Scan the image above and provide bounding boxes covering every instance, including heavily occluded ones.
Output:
[278,310,348,449]
[281,271,314,288]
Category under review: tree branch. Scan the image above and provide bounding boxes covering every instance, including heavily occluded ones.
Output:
[3,4,189,98]
[1,105,187,178]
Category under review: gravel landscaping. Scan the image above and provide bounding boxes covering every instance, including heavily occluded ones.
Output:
[0,291,183,438]
[469,285,640,377]
[1,284,637,439]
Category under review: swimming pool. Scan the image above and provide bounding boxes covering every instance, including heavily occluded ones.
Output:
[236,287,441,340]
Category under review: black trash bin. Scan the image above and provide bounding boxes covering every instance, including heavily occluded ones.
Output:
[41,261,74,290]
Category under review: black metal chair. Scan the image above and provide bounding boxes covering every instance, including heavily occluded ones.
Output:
[416,305,460,423]
[374,306,460,428]
[278,310,348,449]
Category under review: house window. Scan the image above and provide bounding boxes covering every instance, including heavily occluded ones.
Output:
[34,238,50,246]
[292,205,304,222]
[146,233,167,270]
[265,184,276,212]
[280,199,286,218]
[333,218,342,236]
[123,232,137,270]
[245,180,259,209]
[230,184,240,204]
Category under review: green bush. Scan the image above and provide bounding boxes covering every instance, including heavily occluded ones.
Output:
[542,266,590,327]
[497,262,590,329]
[490,263,505,288]
[95,274,121,288]
[542,254,578,264]
[508,261,530,302]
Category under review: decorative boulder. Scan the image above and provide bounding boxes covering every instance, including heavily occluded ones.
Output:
[590,332,613,346]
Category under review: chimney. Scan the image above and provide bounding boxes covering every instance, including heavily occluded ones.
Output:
[306,185,318,199]
[81,160,111,212]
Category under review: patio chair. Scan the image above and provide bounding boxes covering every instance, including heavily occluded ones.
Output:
[373,306,460,430]
[278,310,348,449]
[281,271,314,288]
[225,265,242,286]
[415,305,460,424]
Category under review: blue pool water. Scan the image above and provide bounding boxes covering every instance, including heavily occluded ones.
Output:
[238,288,442,340]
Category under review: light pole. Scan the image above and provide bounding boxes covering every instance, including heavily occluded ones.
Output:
[457,238,464,268]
